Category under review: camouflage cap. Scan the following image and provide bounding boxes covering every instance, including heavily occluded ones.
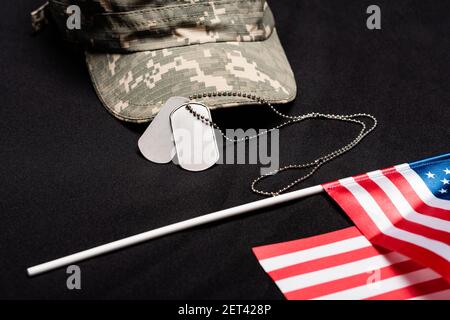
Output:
[48,0,297,122]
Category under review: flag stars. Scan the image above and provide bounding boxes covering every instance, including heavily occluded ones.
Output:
[444,168,450,175]
[425,171,435,179]
[438,188,448,194]
[441,178,450,185]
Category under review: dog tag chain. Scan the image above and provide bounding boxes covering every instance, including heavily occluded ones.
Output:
[186,91,378,197]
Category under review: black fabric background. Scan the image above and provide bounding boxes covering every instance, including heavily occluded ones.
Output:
[1,0,449,299]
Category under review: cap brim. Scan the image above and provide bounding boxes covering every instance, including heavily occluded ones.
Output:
[86,29,296,123]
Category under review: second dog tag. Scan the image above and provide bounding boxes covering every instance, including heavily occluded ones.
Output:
[138,96,189,163]
[170,103,219,171]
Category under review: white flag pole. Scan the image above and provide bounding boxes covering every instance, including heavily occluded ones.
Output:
[27,184,324,276]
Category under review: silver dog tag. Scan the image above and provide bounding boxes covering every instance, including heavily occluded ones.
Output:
[170,103,219,171]
[138,96,189,163]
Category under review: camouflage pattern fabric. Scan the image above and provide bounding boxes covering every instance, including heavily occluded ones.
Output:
[49,0,275,52]
[87,29,296,122]
[48,0,297,122]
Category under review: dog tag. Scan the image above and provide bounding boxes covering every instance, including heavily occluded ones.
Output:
[170,103,219,171]
[138,96,189,163]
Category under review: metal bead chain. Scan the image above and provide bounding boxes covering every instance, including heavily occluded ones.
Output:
[186,92,290,143]
[188,91,378,196]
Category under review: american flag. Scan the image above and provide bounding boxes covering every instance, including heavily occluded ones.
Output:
[253,153,450,299]
[253,227,450,299]
[323,153,450,281]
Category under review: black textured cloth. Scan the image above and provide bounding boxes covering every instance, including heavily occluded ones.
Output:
[1,0,449,299]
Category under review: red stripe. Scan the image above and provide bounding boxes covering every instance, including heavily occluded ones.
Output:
[323,182,383,240]
[285,260,424,300]
[366,278,450,300]
[269,245,390,281]
[382,167,450,221]
[357,174,450,245]
[324,182,450,282]
[252,227,361,260]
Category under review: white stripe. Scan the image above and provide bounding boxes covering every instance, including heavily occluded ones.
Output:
[341,178,450,261]
[409,289,450,300]
[367,170,450,232]
[315,268,441,300]
[276,251,408,293]
[396,164,450,210]
[259,236,371,272]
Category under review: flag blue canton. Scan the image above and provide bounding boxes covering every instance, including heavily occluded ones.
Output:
[410,153,450,200]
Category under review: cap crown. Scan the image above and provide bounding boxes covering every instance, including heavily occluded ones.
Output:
[49,0,275,52]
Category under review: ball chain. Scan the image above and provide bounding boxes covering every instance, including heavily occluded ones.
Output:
[187,91,377,196]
